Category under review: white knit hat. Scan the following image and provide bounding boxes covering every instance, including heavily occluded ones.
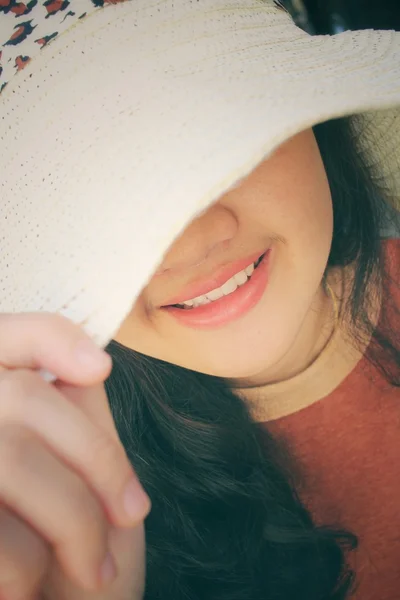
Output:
[1,0,399,348]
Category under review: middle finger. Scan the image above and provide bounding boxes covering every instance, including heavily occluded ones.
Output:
[0,369,147,527]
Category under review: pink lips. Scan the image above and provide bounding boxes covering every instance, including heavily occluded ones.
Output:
[161,250,266,307]
[161,248,272,329]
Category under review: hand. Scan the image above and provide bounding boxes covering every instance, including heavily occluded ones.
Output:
[0,312,150,600]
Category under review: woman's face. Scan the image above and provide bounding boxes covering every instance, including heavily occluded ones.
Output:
[115,128,334,382]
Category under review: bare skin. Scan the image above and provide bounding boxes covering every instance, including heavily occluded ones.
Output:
[115,129,339,388]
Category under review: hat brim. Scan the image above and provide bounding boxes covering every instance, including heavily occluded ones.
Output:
[1,0,400,346]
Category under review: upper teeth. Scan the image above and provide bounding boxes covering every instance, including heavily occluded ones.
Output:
[180,262,255,307]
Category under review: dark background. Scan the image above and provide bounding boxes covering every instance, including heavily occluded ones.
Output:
[281,0,400,33]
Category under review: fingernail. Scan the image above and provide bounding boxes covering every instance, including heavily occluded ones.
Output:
[123,478,151,521]
[74,339,112,372]
[100,552,117,586]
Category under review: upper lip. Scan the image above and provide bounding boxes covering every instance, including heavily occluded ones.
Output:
[161,249,266,306]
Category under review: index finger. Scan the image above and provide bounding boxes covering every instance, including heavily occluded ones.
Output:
[0,313,112,385]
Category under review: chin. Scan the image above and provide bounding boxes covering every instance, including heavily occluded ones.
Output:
[170,316,301,381]
[174,344,280,380]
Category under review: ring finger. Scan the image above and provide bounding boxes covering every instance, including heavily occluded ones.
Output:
[0,425,110,591]
[0,504,49,600]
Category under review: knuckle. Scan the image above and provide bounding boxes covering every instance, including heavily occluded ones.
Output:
[86,431,134,496]
[0,424,38,477]
[0,370,25,400]
[0,507,48,596]
[0,369,44,420]
[56,474,107,546]
[0,368,40,398]
[89,431,125,475]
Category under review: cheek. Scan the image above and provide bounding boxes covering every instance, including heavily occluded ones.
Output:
[263,134,333,251]
[114,298,152,352]
[225,130,333,241]
[271,170,333,302]
[114,295,178,363]
[277,180,333,255]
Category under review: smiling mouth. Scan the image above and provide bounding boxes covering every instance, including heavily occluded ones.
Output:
[166,253,266,310]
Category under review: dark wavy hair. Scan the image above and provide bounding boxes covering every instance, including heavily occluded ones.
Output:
[104,117,399,600]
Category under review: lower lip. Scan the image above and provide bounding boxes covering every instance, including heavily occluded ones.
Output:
[162,248,272,329]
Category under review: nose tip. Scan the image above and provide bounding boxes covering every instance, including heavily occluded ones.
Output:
[156,238,232,276]
[155,204,238,275]
[188,238,232,268]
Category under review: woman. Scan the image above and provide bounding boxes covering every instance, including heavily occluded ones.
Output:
[0,0,399,599]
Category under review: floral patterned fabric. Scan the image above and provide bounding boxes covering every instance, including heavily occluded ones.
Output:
[0,0,125,93]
